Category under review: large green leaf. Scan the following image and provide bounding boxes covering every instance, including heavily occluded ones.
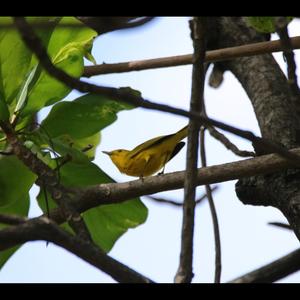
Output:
[0,156,36,269]
[22,17,97,116]
[0,17,32,104]
[0,17,60,108]
[41,93,135,140]
[37,161,148,252]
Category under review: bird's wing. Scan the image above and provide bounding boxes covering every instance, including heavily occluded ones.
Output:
[128,133,174,159]
[167,141,185,162]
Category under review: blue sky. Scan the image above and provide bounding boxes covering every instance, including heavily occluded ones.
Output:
[1,17,300,283]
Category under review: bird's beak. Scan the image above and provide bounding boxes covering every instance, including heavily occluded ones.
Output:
[102,151,112,156]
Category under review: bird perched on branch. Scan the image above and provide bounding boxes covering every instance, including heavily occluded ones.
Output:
[102,125,188,179]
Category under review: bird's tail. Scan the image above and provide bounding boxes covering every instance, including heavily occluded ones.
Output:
[175,125,188,141]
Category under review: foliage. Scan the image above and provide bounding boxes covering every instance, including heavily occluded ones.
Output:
[246,17,293,33]
[0,17,148,268]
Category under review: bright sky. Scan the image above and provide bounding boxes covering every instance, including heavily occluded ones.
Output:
[1,17,300,283]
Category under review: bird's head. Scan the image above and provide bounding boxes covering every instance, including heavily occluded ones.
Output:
[102,149,129,171]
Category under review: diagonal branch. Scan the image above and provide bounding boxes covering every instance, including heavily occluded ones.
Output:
[207,125,255,157]
[83,36,300,77]
[0,217,153,283]
[229,248,300,283]
[175,17,206,283]
[268,222,292,230]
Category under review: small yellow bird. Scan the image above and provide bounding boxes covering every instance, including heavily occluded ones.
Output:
[102,125,188,178]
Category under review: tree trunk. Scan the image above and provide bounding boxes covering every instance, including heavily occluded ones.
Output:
[209,17,300,241]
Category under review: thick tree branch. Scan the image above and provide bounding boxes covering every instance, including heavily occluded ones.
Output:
[175,17,206,283]
[45,147,300,227]
[229,248,300,283]
[83,36,300,77]
[211,17,300,242]
[0,217,153,283]
[0,213,27,225]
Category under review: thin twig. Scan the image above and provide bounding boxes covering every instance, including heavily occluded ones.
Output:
[76,17,155,34]
[275,17,300,96]
[147,186,218,207]
[268,222,292,230]
[0,217,154,283]
[13,17,300,167]
[229,248,300,283]
[175,17,206,284]
[200,127,222,283]
[207,125,255,157]
[83,37,300,77]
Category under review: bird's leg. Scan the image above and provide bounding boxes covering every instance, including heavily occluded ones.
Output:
[158,167,165,176]
[158,153,170,176]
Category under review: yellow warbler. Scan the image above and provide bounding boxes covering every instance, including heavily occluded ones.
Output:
[102,125,188,178]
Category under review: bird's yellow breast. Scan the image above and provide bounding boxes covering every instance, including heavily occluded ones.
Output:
[123,149,170,177]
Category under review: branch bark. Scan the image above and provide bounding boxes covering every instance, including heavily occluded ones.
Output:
[211,17,300,242]
[83,37,300,77]
[0,217,153,283]
[175,17,206,283]
[47,146,300,237]
[229,248,300,283]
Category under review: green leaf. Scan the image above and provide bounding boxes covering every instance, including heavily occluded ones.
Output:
[37,161,148,252]
[41,93,135,140]
[0,155,36,207]
[0,194,31,269]
[22,17,97,116]
[0,155,36,269]
[0,17,60,107]
[13,64,39,115]
[0,97,9,121]
[247,17,293,33]
[0,17,32,104]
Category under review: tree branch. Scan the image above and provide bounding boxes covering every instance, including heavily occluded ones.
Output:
[268,222,292,230]
[76,17,155,35]
[83,36,300,77]
[229,248,300,283]
[207,125,255,157]
[0,213,27,225]
[0,121,92,242]
[175,17,206,283]
[0,217,154,283]
[200,128,222,283]
[44,147,300,227]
